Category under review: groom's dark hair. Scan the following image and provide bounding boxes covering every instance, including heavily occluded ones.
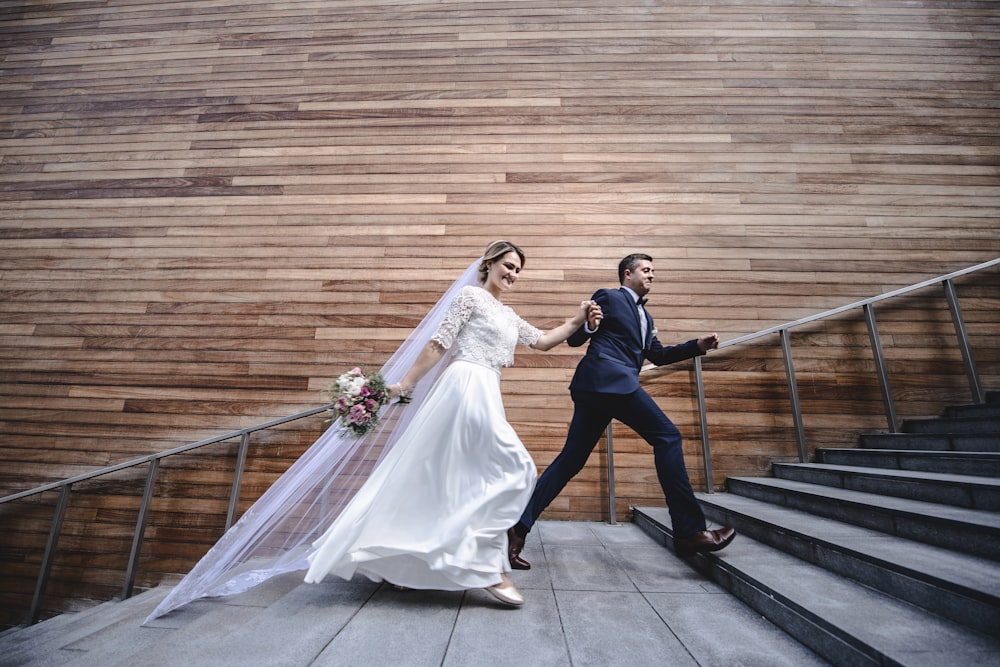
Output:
[618,253,653,284]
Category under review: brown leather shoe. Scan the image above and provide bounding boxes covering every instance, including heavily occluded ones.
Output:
[507,527,531,570]
[674,526,736,557]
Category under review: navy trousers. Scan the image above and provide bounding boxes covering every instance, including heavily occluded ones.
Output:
[518,388,707,538]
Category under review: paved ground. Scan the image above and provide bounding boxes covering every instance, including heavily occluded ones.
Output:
[1,520,829,666]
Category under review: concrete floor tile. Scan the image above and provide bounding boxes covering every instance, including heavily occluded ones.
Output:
[311,588,462,666]
[169,581,378,667]
[646,592,831,666]
[605,544,724,594]
[556,590,698,667]
[58,622,175,667]
[444,588,569,667]
[544,545,637,592]
[109,603,263,667]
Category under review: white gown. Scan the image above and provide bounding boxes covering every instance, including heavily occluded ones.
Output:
[304,285,541,590]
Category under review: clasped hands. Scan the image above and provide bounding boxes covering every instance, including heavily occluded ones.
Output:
[582,300,603,329]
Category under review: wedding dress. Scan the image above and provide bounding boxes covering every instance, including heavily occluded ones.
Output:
[144,263,540,623]
[304,285,541,589]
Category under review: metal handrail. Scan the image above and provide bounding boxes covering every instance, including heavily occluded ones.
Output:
[708,257,998,354]
[602,257,998,519]
[1,404,333,624]
[0,406,330,506]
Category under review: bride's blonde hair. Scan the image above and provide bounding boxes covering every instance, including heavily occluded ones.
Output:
[478,240,526,283]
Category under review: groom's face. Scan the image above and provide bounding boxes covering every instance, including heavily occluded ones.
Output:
[623,259,655,296]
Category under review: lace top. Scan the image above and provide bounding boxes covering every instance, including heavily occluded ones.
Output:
[432,285,542,372]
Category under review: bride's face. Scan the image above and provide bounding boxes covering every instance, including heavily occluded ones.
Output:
[485,251,522,295]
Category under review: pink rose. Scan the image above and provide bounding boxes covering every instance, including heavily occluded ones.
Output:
[349,404,370,424]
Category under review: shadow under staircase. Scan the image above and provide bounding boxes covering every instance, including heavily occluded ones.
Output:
[635,391,1000,666]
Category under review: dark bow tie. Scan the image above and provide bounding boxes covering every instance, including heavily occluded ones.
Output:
[636,297,648,307]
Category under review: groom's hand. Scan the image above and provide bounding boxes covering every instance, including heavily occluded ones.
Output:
[698,333,720,352]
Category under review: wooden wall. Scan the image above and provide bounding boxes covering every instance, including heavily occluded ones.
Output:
[1,0,999,624]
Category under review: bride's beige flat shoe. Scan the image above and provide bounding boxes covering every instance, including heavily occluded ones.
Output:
[485,579,524,606]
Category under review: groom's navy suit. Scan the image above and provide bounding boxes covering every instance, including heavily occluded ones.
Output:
[518,286,709,538]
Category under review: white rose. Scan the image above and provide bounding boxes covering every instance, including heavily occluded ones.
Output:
[343,376,365,397]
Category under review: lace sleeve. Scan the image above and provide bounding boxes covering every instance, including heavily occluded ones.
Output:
[431,286,476,350]
[517,315,542,348]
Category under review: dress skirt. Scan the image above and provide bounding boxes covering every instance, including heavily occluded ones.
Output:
[304,359,537,590]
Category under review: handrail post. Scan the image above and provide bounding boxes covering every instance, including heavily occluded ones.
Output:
[695,356,714,493]
[780,329,808,462]
[864,303,899,432]
[943,278,984,404]
[226,432,251,531]
[605,423,617,525]
[122,458,159,600]
[29,485,71,624]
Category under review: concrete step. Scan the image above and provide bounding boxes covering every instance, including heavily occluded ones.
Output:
[944,402,1000,420]
[815,447,1000,477]
[634,506,1000,667]
[902,415,1000,436]
[772,462,1000,510]
[693,492,1000,635]
[859,431,1000,453]
[725,476,1000,560]
[95,573,369,667]
[0,588,170,666]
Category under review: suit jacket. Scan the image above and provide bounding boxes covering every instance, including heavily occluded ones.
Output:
[567,287,703,395]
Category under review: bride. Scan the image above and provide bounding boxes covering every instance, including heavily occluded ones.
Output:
[144,240,601,621]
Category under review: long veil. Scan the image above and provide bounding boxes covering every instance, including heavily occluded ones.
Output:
[143,260,482,623]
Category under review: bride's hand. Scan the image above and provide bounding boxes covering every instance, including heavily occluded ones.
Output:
[389,382,413,403]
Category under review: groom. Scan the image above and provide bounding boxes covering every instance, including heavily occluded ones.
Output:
[509,253,735,567]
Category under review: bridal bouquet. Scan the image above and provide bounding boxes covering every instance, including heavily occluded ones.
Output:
[324,367,389,437]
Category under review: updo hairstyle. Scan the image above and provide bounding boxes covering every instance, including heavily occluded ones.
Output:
[478,240,526,284]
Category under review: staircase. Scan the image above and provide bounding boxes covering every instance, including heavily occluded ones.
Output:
[635,392,1000,666]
